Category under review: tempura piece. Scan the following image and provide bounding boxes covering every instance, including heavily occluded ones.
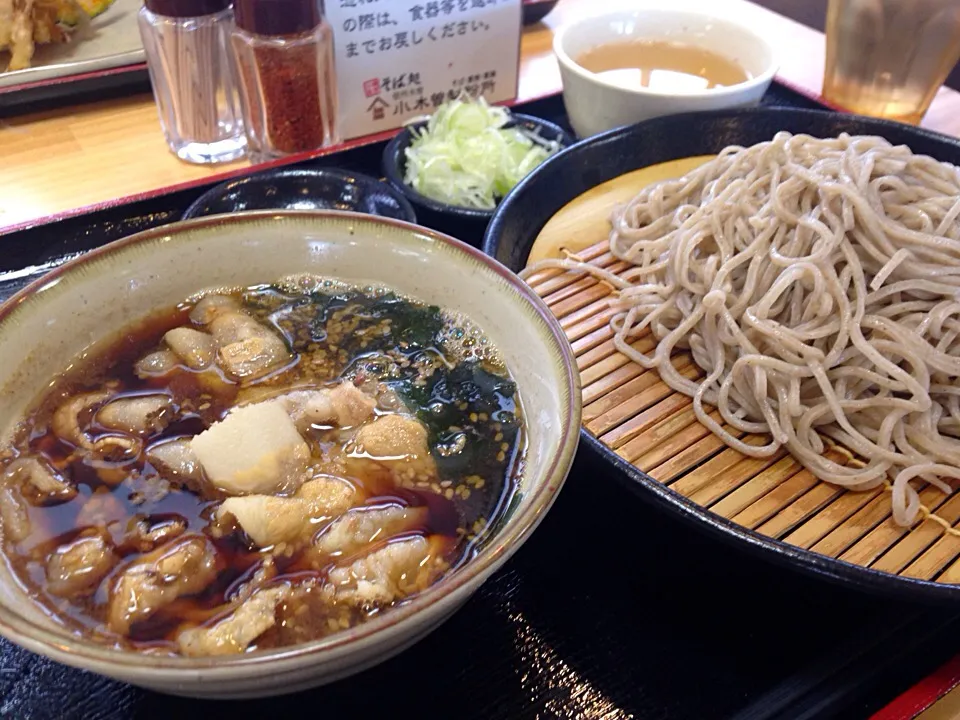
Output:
[1,0,118,72]
[1,0,34,71]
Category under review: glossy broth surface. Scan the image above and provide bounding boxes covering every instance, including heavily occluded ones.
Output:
[0,277,523,656]
[576,39,750,92]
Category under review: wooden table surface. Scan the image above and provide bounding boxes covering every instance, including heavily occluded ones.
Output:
[2,0,960,235]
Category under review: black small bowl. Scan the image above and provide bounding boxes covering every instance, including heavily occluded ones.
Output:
[381,114,576,246]
[522,0,559,25]
[183,167,417,222]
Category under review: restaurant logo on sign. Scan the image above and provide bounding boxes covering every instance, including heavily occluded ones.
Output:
[327,0,522,139]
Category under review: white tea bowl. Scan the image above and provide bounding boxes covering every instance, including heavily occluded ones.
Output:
[554,7,778,138]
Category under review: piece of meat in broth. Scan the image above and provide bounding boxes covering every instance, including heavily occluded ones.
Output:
[218,476,359,547]
[146,438,204,486]
[279,383,377,431]
[135,349,180,378]
[47,535,117,597]
[51,390,113,450]
[189,295,241,325]
[177,585,291,656]
[216,329,290,381]
[86,435,143,486]
[190,297,291,381]
[191,401,310,495]
[314,504,429,558]
[0,483,30,543]
[4,456,75,503]
[353,414,436,476]
[96,395,174,436]
[123,515,187,553]
[163,328,216,371]
[52,391,142,486]
[108,535,219,634]
[296,474,360,513]
[322,535,449,607]
[218,495,310,548]
[231,557,277,603]
[354,413,430,459]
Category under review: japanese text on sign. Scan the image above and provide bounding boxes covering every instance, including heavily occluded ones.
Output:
[327,0,521,139]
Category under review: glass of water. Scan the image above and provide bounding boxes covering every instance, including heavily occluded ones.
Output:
[823,0,960,125]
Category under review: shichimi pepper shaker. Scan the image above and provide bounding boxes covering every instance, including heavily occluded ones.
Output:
[231,0,340,161]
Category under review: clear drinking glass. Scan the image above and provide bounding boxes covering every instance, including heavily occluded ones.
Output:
[139,3,246,164]
[823,0,960,125]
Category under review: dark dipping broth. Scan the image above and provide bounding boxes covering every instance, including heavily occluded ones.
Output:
[0,276,523,656]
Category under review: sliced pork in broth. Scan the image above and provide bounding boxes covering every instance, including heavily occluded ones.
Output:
[0,277,523,656]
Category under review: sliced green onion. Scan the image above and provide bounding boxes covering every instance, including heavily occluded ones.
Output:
[403,95,561,210]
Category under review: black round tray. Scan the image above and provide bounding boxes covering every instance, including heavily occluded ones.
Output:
[483,106,960,604]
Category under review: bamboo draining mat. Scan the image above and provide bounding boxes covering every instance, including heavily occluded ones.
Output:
[525,184,960,586]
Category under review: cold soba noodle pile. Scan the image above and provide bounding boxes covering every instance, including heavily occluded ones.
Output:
[524,132,960,529]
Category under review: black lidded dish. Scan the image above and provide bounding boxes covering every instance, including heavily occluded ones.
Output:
[183,167,417,222]
[381,114,576,247]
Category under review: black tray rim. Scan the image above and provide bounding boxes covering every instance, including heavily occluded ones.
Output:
[482,105,960,604]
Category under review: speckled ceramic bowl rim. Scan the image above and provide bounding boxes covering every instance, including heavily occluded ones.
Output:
[0,210,581,676]
[381,114,578,220]
[181,167,418,223]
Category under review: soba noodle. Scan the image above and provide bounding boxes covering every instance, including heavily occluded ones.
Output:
[523,132,960,528]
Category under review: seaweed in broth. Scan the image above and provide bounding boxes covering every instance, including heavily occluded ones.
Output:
[0,276,523,655]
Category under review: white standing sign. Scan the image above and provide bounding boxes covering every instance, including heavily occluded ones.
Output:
[326,0,522,140]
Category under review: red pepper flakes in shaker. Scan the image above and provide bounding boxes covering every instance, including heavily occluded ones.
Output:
[231,0,340,161]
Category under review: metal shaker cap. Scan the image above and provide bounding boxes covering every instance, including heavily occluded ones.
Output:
[234,0,321,35]
[145,0,230,17]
